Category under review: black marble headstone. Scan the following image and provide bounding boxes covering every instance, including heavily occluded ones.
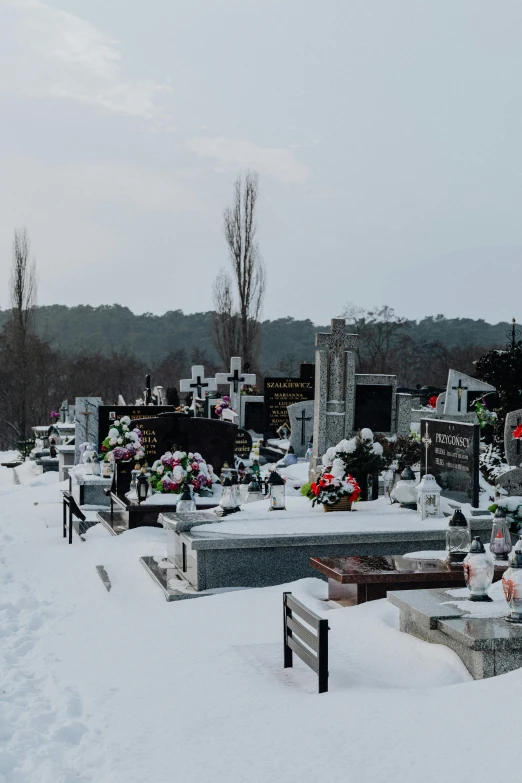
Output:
[234,428,253,459]
[263,378,314,437]
[420,418,480,507]
[131,412,237,474]
[98,406,175,452]
[244,400,264,432]
[354,385,393,432]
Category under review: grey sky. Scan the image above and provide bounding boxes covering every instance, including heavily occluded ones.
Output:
[1,0,521,324]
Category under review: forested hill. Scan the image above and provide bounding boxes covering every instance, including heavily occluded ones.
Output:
[0,305,515,371]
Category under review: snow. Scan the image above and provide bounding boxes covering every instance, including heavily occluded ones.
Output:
[0,454,521,782]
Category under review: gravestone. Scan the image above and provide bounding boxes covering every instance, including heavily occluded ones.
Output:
[98,406,175,454]
[215,358,256,425]
[353,379,395,433]
[504,409,522,467]
[180,365,217,415]
[395,393,413,436]
[243,397,264,433]
[288,400,314,457]
[264,377,314,438]
[436,392,446,415]
[496,468,522,497]
[131,412,237,474]
[420,418,480,507]
[74,397,102,464]
[234,428,253,459]
[443,370,495,416]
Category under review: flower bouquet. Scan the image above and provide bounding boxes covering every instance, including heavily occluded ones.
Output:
[149,450,213,496]
[306,469,361,512]
[101,416,145,463]
[215,395,232,417]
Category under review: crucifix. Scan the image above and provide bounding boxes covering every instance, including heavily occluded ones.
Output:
[316,319,358,404]
[296,409,312,446]
[451,379,468,413]
[421,421,432,475]
[180,365,217,416]
[80,404,93,444]
[215,357,256,422]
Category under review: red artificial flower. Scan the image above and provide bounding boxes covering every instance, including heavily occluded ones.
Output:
[513,425,522,440]
[427,395,438,409]
[311,482,320,497]
[101,445,107,451]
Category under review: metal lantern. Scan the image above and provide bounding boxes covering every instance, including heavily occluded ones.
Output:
[446,508,471,564]
[176,483,196,512]
[416,474,442,519]
[392,466,418,510]
[463,537,494,602]
[267,470,286,511]
[136,471,149,504]
[217,477,241,516]
[247,476,264,503]
[490,508,513,561]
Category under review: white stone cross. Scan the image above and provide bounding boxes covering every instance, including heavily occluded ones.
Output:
[215,357,256,417]
[180,365,217,415]
[316,319,358,402]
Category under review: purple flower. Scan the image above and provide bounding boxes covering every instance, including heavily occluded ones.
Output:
[112,447,125,460]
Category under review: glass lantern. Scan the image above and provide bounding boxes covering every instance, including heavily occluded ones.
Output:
[92,453,101,477]
[502,548,522,623]
[84,454,93,476]
[177,483,196,512]
[490,508,513,561]
[463,537,494,602]
[416,474,442,519]
[388,460,405,504]
[136,471,149,504]
[392,466,418,510]
[267,470,286,511]
[446,508,471,564]
[217,477,241,516]
[220,462,232,484]
[247,476,264,503]
[231,474,241,506]
[239,474,251,504]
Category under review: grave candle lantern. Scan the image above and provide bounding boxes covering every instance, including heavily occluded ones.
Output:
[446,508,471,564]
[136,471,149,504]
[416,474,442,519]
[84,454,93,476]
[267,470,286,511]
[392,466,418,510]
[217,477,241,516]
[246,476,264,503]
[239,474,251,504]
[502,548,522,623]
[490,508,512,561]
[176,483,196,512]
[463,537,494,602]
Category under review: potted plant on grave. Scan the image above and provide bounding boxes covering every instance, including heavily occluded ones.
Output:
[303,466,361,512]
[149,450,214,497]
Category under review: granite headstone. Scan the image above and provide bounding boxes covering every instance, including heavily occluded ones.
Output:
[288,400,314,457]
[98,405,175,453]
[496,468,522,497]
[420,417,480,507]
[504,409,522,467]
[264,377,314,437]
[443,370,495,416]
[234,428,253,459]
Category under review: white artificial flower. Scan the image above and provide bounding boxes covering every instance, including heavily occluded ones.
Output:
[117,437,123,445]
[136,450,144,459]
[360,428,374,441]
[372,442,384,456]
[163,452,173,461]
[125,432,133,440]
[156,465,165,475]
[331,458,345,479]
[194,452,202,460]
[122,424,129,432]
[109,438,117,446]
[114,420,120,427]
[152,460,162,470]
[173,465,185,481]
[120,416,131,425]
[188,452,194,459]
[108,428,119,439]
[173,451,182,461]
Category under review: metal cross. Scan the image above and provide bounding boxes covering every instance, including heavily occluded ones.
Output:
[296,409,312,446]
[421,421,432,475]
[451,379,468,413]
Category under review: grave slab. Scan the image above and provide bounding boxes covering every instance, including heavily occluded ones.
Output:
[388,588,522,679]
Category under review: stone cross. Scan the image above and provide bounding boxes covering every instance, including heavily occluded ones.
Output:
[311,318,358,475]
[451,379,468,413]
[215,357,256,418]
[180,366,217,415]
[74,397,102,464]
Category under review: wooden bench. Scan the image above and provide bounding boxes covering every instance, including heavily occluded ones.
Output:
[283,592,329,693]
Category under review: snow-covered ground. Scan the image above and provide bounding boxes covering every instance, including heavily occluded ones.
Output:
[0,457,518,783]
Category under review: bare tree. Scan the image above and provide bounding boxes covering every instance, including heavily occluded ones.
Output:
[213,171,266,368]
[342,303,409,373]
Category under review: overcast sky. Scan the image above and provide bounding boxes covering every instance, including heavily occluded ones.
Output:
[1,0,521,325]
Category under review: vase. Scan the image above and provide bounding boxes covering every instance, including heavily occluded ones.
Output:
[323,496,353,512]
